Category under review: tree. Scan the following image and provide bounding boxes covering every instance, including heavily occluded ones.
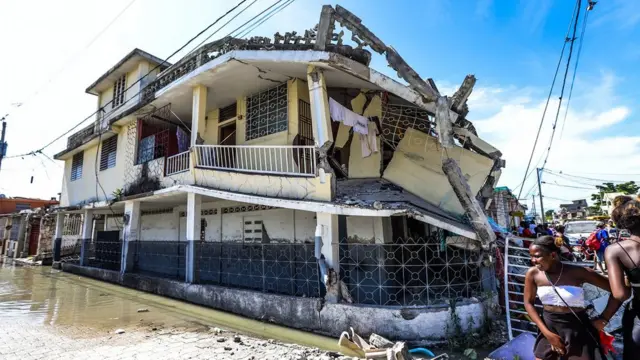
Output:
[545,209,554,221]
[590,181,639,211]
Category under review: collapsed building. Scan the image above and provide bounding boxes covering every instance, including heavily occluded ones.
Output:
[51,5,504,340]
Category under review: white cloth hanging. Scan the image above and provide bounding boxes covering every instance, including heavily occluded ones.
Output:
[328,97,368,135]
[360,121,379,158]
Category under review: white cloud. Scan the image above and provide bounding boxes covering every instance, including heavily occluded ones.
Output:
[470,72,639,213]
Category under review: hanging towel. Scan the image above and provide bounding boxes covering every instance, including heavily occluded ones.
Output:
[329,97,369,135]
[360,121,379,158]
[176,127,189,152]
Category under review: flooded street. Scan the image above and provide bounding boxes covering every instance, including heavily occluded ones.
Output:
[0,263,354,359]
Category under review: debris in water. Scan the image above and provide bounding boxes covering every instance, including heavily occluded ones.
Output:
[217,338,226,343]
[137,308,149,313]
[224,346,232,351]
[233,336,242,343]
[114,329,125,334]
[212,327,224,335]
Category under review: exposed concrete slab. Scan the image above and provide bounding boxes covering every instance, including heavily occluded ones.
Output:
[61,263,495,341]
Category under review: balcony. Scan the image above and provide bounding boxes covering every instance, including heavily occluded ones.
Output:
[165,150,191,176]
[193,145,316,177]
[66,122,97,149]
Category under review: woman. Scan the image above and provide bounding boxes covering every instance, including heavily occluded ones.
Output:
[524,236,620,359]
[604,196,640,358]
[554,225,574,261]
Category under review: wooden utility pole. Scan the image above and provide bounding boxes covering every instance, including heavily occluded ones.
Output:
[537,168,545,223]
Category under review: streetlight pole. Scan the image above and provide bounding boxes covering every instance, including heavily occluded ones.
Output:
[537,168,545,223]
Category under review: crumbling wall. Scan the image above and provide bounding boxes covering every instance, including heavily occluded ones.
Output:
[37,214,56,260]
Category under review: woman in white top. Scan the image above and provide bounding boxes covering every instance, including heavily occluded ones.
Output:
[524,236,620,359]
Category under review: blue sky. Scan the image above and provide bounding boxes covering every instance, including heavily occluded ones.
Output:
[0,0,639,215]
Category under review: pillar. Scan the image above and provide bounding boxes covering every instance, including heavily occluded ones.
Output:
[79,210,94,266]
[191,85,207,146]
[121,201,141,274]
[53,213,64,262]
[185,192,202,283]
[315,212,339,273]
[306,65,333,152]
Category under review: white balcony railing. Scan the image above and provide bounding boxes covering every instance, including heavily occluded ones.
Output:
[165,151,191,176]
[193,145,316,177]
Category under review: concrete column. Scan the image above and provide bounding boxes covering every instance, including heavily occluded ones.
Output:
[185,192,202,283]
[306,65,333,151]
[121,201,141,274]
[79,210,94,266]
[316,212,339,273]
[191,85,207,146]
[53,213,64,262]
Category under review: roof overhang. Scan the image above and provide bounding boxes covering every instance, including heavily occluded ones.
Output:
[53,129,118,161]
[85,48,169,96]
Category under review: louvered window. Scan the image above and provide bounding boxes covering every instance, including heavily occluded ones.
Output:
[71,152,83,181]
[219,103,237,122]
[100,136,117,171]
[112,75,126,108]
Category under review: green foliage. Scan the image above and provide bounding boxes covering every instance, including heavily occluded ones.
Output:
[591,181,639,207]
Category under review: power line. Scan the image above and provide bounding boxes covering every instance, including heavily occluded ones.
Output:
[515,0,581,200]
[558,2,592,140]
[235,0,295,38]
[541,181,594,190]
[3,0,250,160]
[544,169,640,184]
[0,0,138,122]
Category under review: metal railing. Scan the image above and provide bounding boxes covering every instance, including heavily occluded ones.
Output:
[131,240,187,280]
[165,151,191,176]
[196,242,322,298]
[194,145,316,177]
[83,239,122,271]
[338,237,484,307]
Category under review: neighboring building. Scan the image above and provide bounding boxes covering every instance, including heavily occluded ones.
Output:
[2,207,59,260]
[600,192,624,216]
[0,196,58,214]
[51,5,503,341]
[559,199,589,220]
[487,187,527,230]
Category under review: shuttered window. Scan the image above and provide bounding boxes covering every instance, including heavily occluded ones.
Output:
[112,75,126,108]
[71,152,83,181]
[219,103,237,122]
[100,136,117,171]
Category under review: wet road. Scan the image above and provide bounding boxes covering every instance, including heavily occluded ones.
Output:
[0,263,352,359]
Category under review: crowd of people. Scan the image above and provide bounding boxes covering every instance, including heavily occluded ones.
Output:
[522,195,640,360]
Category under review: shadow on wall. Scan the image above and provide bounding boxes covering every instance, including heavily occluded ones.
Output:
[124,162,161,197]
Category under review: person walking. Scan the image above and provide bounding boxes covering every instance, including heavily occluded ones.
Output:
[604,196,640,359]
[524,236,619,359]
[595,222,610,272]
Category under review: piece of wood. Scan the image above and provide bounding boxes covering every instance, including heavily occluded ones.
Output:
[442,157,496,250]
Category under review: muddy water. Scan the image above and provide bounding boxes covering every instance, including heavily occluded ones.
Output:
[0,263,349,354]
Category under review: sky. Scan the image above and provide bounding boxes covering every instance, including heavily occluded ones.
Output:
[0,0,639,218]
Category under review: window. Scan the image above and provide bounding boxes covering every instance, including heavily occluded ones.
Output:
[245,83,288,141]
[71,152,83,181]
[136,119,170,164]
[243,216,264,242]
[112,75,126,108]
[219,102,237,122]
[100,136,117,171]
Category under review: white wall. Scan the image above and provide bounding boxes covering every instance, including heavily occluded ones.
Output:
[346,216,385,243]
[136,200,316,243]
[60,125,129,207]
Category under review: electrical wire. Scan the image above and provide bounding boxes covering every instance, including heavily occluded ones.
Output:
[559,3,593,140]
[0,0,138,123]
[515,0,580,201]
[544,169,640,184]
[541,181,594,190]
[2,0,250,160]
[234,0,295,38]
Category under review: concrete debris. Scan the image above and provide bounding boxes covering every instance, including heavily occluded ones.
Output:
[137,308,149,313]
[338,328,414,360]
[217,337,227,342]
[114,329,125,334]
[233,335,242,343]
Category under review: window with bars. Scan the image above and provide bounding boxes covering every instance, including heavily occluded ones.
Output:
[112,75,127,108]
[245,83,288,141]
[219,102,237,122]
[71,151,83,181]
[100,136,118,171]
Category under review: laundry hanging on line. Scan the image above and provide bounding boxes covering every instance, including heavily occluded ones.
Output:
[328,97,368,135]
[360,121,379,158]
[176,127,190,153]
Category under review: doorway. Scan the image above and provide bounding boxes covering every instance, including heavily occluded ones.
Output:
[219,122,236,168]
[28,221,40,256]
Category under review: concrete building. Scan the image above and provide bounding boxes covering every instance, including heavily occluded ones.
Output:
[559,199,589,220]
[52,6,504,341]
[486,186,526,231]
[600,192,624,216]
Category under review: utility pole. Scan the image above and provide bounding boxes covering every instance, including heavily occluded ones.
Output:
[0,121,6,172]
[537,168,545,224]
